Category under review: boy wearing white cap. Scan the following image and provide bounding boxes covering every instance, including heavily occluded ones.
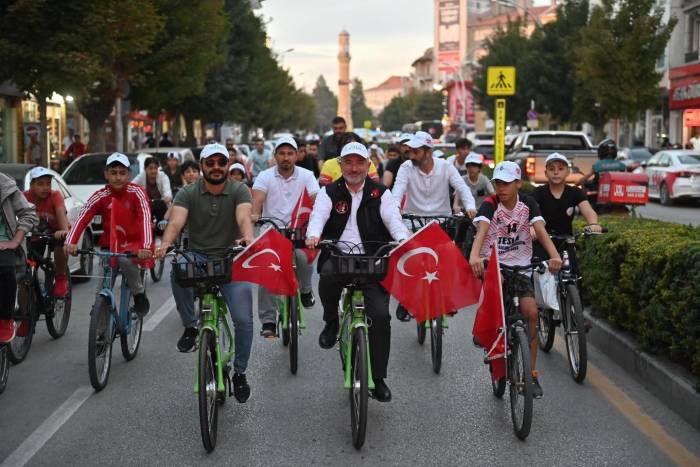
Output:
[452,153,494,212]
[469,161,562,399]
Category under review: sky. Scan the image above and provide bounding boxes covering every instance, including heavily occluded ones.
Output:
[259,0,434,93]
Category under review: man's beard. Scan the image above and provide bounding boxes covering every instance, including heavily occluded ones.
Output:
[203,171,227,185]
[411,158,421,166]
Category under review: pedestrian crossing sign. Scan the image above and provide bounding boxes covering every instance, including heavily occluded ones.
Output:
[487,67,516,96]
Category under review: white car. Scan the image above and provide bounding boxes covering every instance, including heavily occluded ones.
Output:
[139,147,195,163]
[640,150,700,205]
[0,163,95,281]
[466,131,494,146]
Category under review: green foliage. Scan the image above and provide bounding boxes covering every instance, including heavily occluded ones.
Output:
[414,91,443,121]
[312,75,338,133]
[378,89,443,131]
[576,216,700,388]
[351,78,372,127]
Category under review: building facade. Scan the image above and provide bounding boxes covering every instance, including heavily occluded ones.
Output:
[364,76,411,115]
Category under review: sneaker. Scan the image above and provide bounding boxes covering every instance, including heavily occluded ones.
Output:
[532,371,543,399]
[52,274,69,297]
[16,320,29,337]
[318,320,339,349]
[395,305,411,322]
[260,322,276,339]
[0,320,15,343]
[133,293,150,319]
[177,327,198,352]
[232,372,251,403]
[371,378,392,402]
[300,291,315,308]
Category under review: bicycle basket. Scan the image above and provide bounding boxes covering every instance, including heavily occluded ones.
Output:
[329,253,389,283]
[172,256,232,287]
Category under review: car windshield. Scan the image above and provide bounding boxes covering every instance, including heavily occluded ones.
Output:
[62,154,140,184]
[629,149,652,161]
[527,134,588,150]
[475,133,493,139]
[473,145,494,156]
[678,154,700,165]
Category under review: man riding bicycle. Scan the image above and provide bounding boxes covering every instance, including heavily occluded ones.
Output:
[156,143,255,403]
[251,136,320,338]
[64,153,152,318]
[306,141,409,402]
[390,131,477,321]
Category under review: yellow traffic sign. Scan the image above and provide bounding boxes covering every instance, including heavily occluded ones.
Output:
[494,99,506,163]
[487,67,516,96]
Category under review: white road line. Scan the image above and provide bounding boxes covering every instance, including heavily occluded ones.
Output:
[143,296,175,332]
[1,386,92,467]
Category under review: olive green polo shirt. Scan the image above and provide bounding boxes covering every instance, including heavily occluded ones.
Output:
[174,178,251,256]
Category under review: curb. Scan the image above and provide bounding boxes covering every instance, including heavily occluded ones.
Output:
[584,309,700,432]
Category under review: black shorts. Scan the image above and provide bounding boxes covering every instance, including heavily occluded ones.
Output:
[503,272,535,300]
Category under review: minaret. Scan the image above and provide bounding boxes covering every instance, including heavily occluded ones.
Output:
[337,30,353,130]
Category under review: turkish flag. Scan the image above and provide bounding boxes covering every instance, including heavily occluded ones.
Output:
[472,243,507,381]
[380,221,480,322]
[289,188,319,263]
[232,227,299,296]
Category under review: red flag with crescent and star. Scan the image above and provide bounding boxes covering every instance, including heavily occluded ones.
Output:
[232,227,298,296]
[289,188,319,263]
[380,220,480,322]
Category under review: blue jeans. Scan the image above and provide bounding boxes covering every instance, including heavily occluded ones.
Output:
[171,253,254,374]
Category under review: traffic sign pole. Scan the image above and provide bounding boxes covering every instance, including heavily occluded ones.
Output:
[487,66,516,165]
[495,99,506,164]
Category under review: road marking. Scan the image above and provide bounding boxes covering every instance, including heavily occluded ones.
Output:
[1,386,92,467]
[553,338,700,466]
[144,296,175,332]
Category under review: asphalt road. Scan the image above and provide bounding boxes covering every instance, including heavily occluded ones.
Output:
[1,265,700,467]
[636,199,700,226]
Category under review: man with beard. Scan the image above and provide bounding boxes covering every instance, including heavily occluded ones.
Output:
[305,138,321,178]
[251,136,320,338]
[306,142,409,402]
[156,142,255,403]
[318,116,347,161]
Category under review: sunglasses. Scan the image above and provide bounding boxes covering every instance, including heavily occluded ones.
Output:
[204,157,228,168]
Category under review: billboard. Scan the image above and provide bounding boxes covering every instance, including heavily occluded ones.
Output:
[437,0,460,72]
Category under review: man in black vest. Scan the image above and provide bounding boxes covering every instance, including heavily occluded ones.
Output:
[306,141,409,402]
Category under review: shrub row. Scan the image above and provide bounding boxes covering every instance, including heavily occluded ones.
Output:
[575,216,700,390]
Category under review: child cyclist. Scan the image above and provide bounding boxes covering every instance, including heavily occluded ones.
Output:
[453,153,495,211]
[23,167,71,297]
[64,153,152,317]
[469,161,562,398]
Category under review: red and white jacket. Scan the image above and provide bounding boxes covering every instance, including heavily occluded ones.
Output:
[66,183,153,250]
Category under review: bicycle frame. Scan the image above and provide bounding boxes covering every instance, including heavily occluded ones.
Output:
[93,254,137,339]
[339,287,375,391]
[193,289,235,395]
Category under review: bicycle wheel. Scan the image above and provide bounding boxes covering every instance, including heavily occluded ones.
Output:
[198,329,219,453]
[563,284,587,383]
[280,298,290,347]
[509,327,533,440]
[9,281,36,364]
[88,296,114,391]
[120,272,144,361]
[150,258,165,283]
[430,318,443,374]
[47,268,72,339]
[289,297,299,375]
[0,345,8,394]
[349,327,368,450]
[416,321,426,345]
[536,306,555,352]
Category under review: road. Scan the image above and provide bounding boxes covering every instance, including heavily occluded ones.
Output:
[636,200,700,226]
[1,266,700,467]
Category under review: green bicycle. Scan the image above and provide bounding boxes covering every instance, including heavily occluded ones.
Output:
[318,240,395,450]
[170,246,244,453]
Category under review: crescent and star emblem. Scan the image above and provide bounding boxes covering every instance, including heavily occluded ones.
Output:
[396,247,439,284]
[242,248,283,272]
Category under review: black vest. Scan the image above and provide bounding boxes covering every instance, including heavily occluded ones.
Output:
[318,177,393,271]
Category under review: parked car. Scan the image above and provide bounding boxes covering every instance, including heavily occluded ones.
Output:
[639,150,700,205]
[139,147,194,164]
[506,131,597,184]
[618,147,654,172]
[0,163,95,282]
[472,143,495,168]
[466,132,494,146]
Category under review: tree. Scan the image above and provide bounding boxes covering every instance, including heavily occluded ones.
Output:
[378,89,443,131]
[312,75,337,133]
[414,91,443,121]
[574,0,676,133]
[351,78,372,127]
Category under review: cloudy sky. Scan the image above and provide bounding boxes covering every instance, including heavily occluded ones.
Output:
[260,0,434,92]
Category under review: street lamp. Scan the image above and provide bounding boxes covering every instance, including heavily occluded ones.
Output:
[492,0,543,28]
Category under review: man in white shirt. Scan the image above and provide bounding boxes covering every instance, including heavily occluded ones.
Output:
[252,136,320,338]
[306,142,409,402]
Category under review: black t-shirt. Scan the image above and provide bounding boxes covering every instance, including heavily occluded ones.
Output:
[384,157,405,189]
[532,184,587,235]
[165,167,182,190]
[296,156,319,178]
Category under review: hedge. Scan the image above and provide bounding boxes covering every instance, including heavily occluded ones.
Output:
[575,216,700,390]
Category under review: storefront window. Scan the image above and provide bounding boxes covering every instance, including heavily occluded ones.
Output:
[686,8,700,62]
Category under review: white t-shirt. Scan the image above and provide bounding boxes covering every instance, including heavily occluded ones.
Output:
[253,166,320,225]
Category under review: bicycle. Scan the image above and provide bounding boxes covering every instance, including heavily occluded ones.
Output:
[0,343,8,394]
[78,248,146,391]
[485,261,546,441]
[317,240,394,450]
[170,246,245,453]
[536,228,606,383]
[402,213,464,374]
[255,217,307,375]
[149,200,168,283]
[9,234,73,364]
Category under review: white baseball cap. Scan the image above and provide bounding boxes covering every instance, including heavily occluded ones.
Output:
[166,150,180,161]
[29,166,54,180]
[406,131,434,149]
[465,153,484,165]
[340,141,369,159]
[229,163,246,174]
[106,152,130,168]
[398,133,412,143]
[199,143,228,160]
[545,152,570,166]
[491,161,521,182]
[275,136,298,152]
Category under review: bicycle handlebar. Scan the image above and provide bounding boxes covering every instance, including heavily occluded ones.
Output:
[76,249,136,258]
[549,227,609,242]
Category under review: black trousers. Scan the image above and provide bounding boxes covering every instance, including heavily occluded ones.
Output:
[318,263,391,380]
[0,250,18,320]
